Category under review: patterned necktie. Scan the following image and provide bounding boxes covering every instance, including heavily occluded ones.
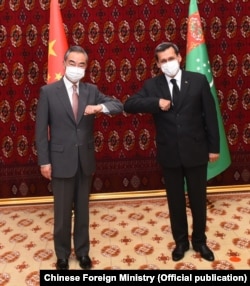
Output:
[170,78,180,107]
[72,84,78,120]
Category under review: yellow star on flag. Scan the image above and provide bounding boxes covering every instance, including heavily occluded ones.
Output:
[48,40,57,57]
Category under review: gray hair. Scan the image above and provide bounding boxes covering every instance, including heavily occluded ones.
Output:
[64,45,88,62]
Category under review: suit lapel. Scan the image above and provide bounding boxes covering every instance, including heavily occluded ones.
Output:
[56,79,76,122]
[175,71,190,110]
[77,82,89,123]
[157,74,171,100]
[181,71,190,95]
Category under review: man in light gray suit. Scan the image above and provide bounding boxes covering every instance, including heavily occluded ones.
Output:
[35,46,123,270]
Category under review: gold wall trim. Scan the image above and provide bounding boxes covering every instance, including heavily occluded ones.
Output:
[0,185,249,206]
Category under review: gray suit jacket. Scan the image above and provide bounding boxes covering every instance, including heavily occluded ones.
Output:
[35,78,123,177]
[124,70,220,168]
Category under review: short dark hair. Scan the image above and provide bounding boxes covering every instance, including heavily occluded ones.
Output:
[154,42,180,61]
[64,45,88,62]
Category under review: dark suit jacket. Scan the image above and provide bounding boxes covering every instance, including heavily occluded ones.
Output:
[35,78,123,178]
[124,70,220,168]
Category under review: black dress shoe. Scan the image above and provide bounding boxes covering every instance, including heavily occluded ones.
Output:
[78,255,92,269]
[193,244,215,261]
[56,259,69,270]
[172,244,189,261]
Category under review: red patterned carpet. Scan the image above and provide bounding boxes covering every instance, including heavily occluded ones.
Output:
[0,192,250,285]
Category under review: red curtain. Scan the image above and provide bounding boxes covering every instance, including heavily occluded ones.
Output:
[0,0,249,198]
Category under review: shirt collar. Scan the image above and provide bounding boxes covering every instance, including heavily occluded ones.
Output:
[63,76,79,90]
[165,69,182,85]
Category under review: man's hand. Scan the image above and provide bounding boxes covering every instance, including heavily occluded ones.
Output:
[40,164,52,180]
[84,104,103,115]
[159,99,171,111]
[209,153,220,163]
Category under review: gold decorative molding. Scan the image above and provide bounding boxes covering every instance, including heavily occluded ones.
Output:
[0,185,249,206]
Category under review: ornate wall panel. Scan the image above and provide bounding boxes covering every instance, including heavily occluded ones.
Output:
[0,0,249,198]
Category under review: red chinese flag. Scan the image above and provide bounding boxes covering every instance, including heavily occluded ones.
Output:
[47,0,68,83]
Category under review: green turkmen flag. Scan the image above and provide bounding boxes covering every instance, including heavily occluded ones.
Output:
[186,0,231,180]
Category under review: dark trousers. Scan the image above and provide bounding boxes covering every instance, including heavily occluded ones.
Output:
[52,165,92,259]
[162,164,208,246]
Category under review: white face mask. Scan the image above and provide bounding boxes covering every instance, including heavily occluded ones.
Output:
[160,59,180,77]
[65,66,85,83]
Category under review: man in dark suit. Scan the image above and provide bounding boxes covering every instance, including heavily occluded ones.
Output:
[124,42,220,262]
[35,45,123,270]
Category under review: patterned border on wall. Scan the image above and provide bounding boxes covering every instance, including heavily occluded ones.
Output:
[0,0,249,198]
